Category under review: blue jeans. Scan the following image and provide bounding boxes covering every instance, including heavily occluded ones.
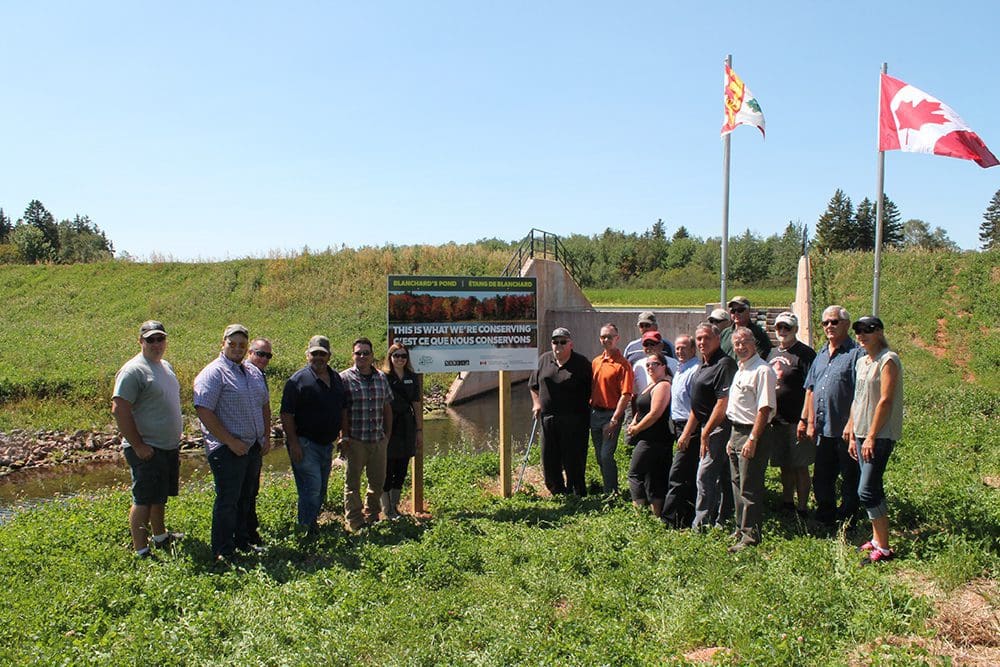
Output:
[857,437,894,520]
[290,436,334,529]
[207,443,262,557]
[590,408,621,493]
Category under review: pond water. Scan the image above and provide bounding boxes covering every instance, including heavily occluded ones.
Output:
[0,386,535,521]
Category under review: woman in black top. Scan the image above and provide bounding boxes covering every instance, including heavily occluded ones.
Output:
[381,343,422,519]
[625,351,673,516]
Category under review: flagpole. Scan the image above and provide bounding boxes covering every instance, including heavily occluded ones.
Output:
[872,62,887,317]
[720,54,732,308]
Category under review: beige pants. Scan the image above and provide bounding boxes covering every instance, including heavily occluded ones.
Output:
[344,439,387,528]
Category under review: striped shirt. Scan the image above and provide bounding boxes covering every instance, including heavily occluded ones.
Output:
[193,353,269,453]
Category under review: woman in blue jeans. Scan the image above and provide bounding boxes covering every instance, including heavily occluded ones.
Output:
[845,316,903,565]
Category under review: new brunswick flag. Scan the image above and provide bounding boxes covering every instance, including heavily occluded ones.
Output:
[721,64,765,138]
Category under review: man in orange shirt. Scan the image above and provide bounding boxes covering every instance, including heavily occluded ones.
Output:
[591,323,634,495]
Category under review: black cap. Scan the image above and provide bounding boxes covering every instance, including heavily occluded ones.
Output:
[852,316,884,334]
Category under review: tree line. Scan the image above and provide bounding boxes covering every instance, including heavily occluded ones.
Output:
[0,200,114,264]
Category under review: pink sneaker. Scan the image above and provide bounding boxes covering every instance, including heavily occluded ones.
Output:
[862,548,895,565]
[859,540,877,552]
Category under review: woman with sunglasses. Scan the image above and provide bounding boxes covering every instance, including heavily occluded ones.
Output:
[380,343,423,519]
[844,316,903,564]
[625,350,674,516]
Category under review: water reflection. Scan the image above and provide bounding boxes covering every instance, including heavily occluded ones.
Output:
[0,385,536,518]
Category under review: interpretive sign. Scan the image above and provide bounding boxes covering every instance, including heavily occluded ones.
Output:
[387,275,538,373]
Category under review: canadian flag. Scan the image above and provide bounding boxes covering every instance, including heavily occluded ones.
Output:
[879,73,998,168]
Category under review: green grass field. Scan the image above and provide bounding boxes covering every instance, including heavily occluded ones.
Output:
[1,247,998,664]
[586,287,795,308]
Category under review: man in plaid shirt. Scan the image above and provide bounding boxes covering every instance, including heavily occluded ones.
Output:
[339,337,392,532]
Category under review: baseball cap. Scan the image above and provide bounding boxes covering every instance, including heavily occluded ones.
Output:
[708,308,730,323]
[727,296,751,309]
[139,320,166,339]
[307,335,331,354]
[636,311,657,326]
[223,323,249,339]
[641,330,663,343]
[852,316,884,334]
[551,327,572,339]
[775,312,798,328]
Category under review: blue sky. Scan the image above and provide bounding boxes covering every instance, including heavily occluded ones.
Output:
[2,2,998,259]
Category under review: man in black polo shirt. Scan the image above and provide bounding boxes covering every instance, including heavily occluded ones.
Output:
[280,335,350,533]
[529,327,592,496]
[679,321,737,530]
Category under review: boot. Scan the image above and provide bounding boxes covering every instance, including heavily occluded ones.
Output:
[389,489,402,520]
[379,492,392,519]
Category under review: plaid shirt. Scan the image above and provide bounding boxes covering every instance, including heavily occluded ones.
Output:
[194,353,270,452]
[340,366,392,443]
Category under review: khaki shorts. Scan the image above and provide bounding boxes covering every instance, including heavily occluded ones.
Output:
[768,421,816,468]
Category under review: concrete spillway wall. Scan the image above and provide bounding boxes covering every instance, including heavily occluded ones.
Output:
[445,258,708,405]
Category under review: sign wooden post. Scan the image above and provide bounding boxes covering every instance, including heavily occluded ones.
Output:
[499,370,512,497]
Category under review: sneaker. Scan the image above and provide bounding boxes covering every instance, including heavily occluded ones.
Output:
[861,548,895,565]
[151,531,185,549]
[135,548,154,560]
[858,540,877,553]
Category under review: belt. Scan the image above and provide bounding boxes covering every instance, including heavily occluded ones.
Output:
[732,422,754,430]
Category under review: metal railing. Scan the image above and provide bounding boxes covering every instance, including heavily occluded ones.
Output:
[502,228,580,282]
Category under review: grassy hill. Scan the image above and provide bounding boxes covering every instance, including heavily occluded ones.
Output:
[0,247,998,663]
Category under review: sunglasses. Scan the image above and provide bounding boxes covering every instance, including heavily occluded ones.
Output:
[551,339,569,346]
[853,323,881,334]
[309,351,328,358]
[144,335,166,344]
[642,341,661,347]
[775,324,792,331]
[638,322,654,329]
[353,350,372,357]
[729,306,748,314]
[391,353,409,359]
[253,350,273,359]
[645,361,662,369]
[599,334,616,340]
[821,319,842,327]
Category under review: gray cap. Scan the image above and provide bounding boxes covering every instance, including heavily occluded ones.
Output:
[307,335,331,354]
[775,311,798,329]
[223,323,249,339]
[551,327,572,339]
[139,320,166,338]
[708,308,730,323]
[636,311,657,326]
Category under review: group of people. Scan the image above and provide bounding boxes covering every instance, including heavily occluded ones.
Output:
[112,295,903,566]
[112,322,423,563]
[529,298,903,563]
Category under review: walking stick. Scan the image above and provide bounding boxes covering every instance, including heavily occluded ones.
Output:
[514,417,540,494]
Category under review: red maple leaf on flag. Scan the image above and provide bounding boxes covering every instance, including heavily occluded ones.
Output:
[894,99,948,131]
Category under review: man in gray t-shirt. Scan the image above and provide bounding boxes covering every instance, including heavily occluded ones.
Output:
[112,320,184,558]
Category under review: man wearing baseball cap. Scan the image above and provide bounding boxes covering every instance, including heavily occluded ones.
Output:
[194,323,271,563]
[720,297,771,360]
[624,312,675,364]
[766,312,816,518]
[530,327,592,496]
[112,320,185,558]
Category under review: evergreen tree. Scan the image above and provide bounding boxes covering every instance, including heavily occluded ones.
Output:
[853,198,876,251]
[980,188,1000,250]
[815,189,855,252]
[672,225,690,240]
[0,208,11,243]
[766,221,804,281]
[881,194,904,248]
[22,200,59,252]
[649,218,666,240]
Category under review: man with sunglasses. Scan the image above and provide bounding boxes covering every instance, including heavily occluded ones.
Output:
[720,296,771,360]
[623,312,675,364]
[340,337,392,532]
[590,323,634,495]
[280,335,350,534]
[244,337,273,546]
[799,305,863,526]
[530,328,592,497]
[113,320,184,559]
